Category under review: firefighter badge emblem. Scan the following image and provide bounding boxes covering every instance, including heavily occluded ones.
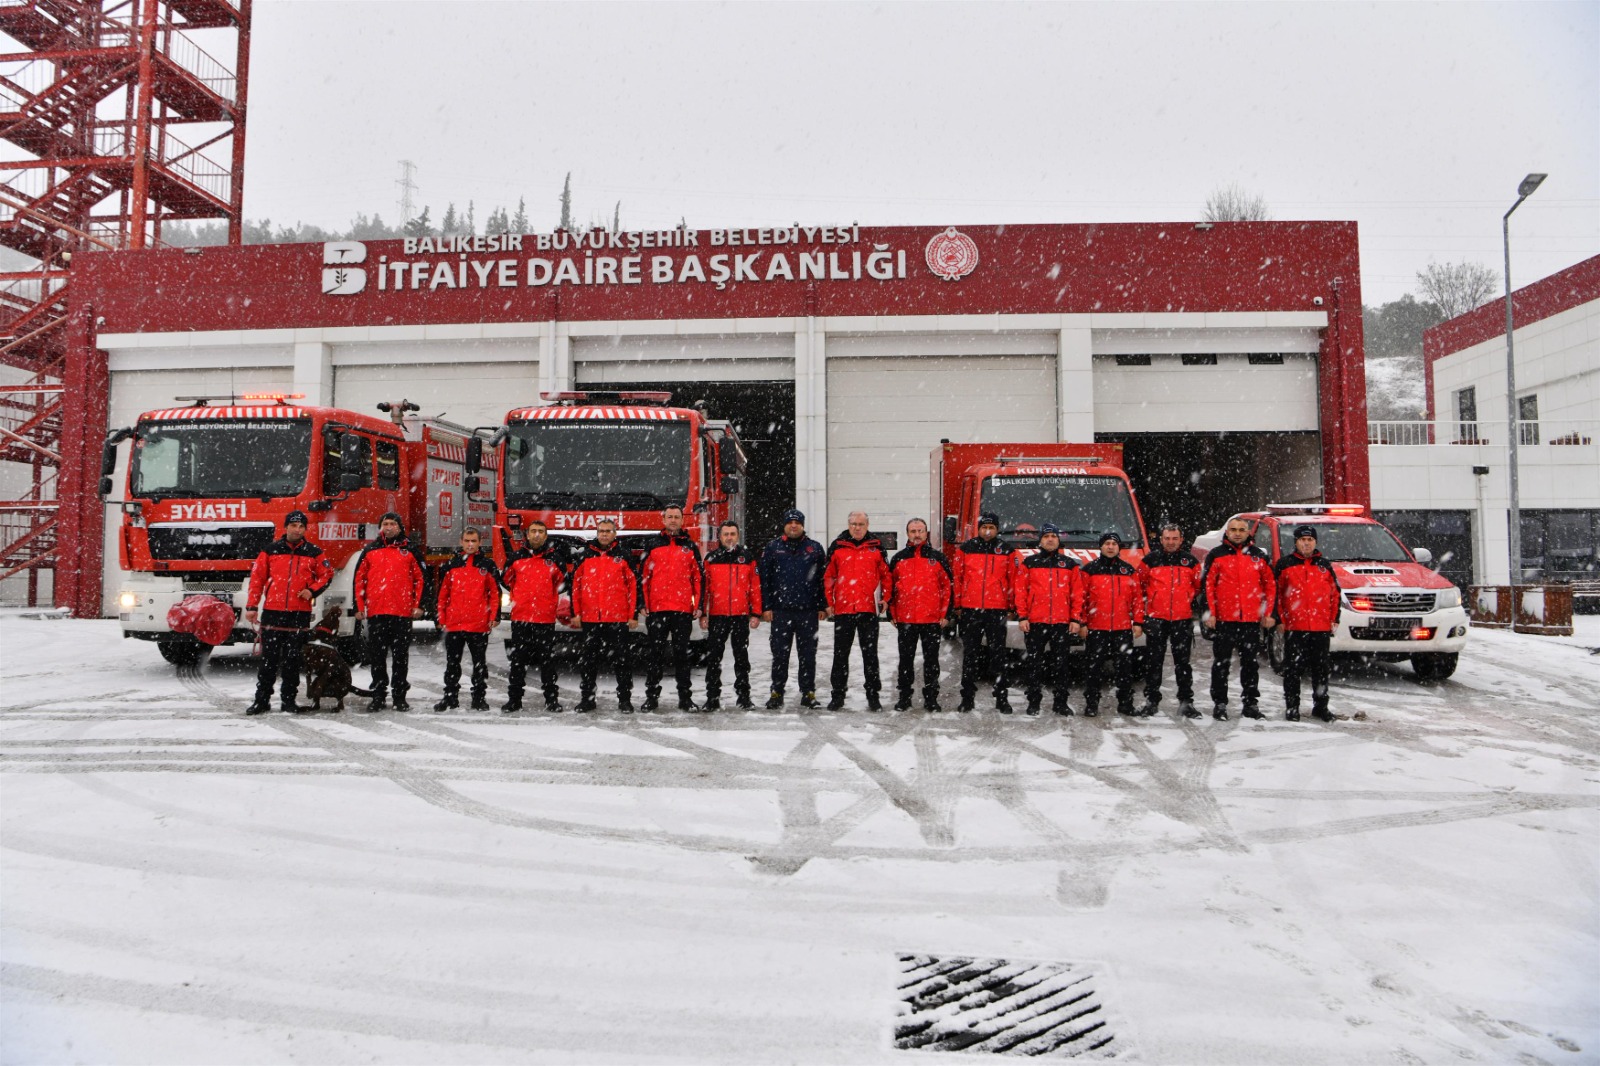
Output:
[924,227,979,281]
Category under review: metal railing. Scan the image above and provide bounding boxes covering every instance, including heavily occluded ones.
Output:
[163,25,235,104]
[1368,420,1599,447]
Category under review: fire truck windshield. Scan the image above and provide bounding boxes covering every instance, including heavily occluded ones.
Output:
[1274,522,1412,563]
[130,419,313,500]
[504,420,691,509]
[982,475,1142,547]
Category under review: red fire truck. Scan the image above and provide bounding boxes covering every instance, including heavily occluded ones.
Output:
[101,395,496,666]
[472,391,747,637]
[931,441,1151,654]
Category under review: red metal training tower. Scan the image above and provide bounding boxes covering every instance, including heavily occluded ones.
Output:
[0,0,249,603]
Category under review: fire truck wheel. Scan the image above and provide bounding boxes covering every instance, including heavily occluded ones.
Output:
[1266,629,1287,675]
[1411,652,1459,682]
[157,640,205,667]
[336,622,366,666]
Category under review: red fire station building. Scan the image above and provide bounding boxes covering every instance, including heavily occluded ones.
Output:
[55,221,1366,615]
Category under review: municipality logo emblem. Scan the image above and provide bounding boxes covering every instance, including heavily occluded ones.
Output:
[321,241,367,295]
[924,227,979,282]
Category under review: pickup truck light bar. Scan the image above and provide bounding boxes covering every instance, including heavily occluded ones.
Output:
[1267,503,1366,516]
[996,456,1107,465]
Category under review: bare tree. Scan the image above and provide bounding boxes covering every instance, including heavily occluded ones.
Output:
[1201,182,1270,222]
[1415,261,1499,320]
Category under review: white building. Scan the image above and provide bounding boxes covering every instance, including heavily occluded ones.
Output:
[1369,254,1599,588]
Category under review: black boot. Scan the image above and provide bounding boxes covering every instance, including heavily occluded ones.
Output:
[501,700,522,715]
[365,695,386,713]
[800,693,820,709]
[1313,709,1334,722]
[433,696,457,713]
[1241,706,1264,720]
[827,694,845,711]
[1285,707,1301,722]
[765,692,784,710]
[1213,704,1230,720]
[1180,702,1201,719]
[245,699,270,716]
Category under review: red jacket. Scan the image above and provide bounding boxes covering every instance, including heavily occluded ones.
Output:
[571,540,638,623]
[640,531,702,614]
[887,543,953,624]
[952,536,1015,611]
[436,552,501,633]
[1078,554,1146,631]
[824,532,892,614]
[1203,540,1277,624]
[353,535,425,617]
[502,543,569,624]
[1140,549,1202,621]
[1015,549,1081,625]
[702,545,762,617]
[1274,551,1342,632]
[247,537,333,616]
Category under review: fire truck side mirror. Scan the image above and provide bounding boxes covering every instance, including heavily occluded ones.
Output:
[464,474,481,494]
[943,516,958,544]
[720,475,741,495]
[465,437,483,474]
[98,476,113,498]
[718,446,738,475]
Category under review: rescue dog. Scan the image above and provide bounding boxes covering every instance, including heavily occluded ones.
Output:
[301,605,373,712]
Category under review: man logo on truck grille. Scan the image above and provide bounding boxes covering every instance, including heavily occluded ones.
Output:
[322,242,367,295]
[925,227,979,281]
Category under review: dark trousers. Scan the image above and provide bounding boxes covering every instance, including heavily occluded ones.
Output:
[1083,629,1137,711]
[1283,630,1332,713]
[366,615,414,701]
[1144,617,1195,705]
[442,631,488,702]
[254,622,309,705]
[1211,621,1263,708]
[579,622,632,704]
[959,609,1010,702]
[769,610,819,695]
[1024,623,1073,708]
[704,615,752,702]
[830,612,881,700]
[896,622,942,702]
[506,621,559,704]
[645,611,694,703]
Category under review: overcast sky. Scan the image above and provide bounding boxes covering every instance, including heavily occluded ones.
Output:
[241,1,1598,306]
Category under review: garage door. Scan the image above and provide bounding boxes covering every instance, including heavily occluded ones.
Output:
[332,362,538,431]
[827,354,1058,540]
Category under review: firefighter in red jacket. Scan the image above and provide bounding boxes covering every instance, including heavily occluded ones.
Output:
[353,512,425,712]
[1139,522,1203,719]
[1202,517,1278,720]
[1016,523,1081,717]
[500,520,570,714]
[1274,524,1341,722]
[433,527,501,713]
[569,519,639,712]
[952,512,1016,713]
[824,510,893,711]
[699,520,762,710]
[1077,531,1146,717]
[244,510,333,715]
[639,505,704,711]
[887,518,953,712]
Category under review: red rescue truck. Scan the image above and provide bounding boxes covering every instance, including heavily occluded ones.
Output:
[473,391,747,638]
[931,442,1152,653]
[101,395,497,665]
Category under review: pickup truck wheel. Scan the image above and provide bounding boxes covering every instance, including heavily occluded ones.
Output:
[1266,629,1287,675]
[157,640,205,667]
[1412,652,1459,681]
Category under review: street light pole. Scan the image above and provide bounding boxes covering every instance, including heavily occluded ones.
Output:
[1503,171,1546,586]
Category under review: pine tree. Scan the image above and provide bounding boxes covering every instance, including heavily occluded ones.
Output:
[403,206,433,239]
[512,196,528,234]
[612,201,621,233]
[467,200,476,236]
[559,173,573,233]
[441,203,459,236]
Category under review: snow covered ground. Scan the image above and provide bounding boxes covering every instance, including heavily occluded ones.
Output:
[3,614,1597,1064]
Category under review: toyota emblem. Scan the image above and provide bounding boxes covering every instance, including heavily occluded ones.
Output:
[1386,592,1404,603]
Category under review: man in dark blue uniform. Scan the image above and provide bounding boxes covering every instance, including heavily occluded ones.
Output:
[758,508,827,709]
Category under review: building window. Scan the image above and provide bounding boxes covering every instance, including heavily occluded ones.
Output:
[1115,354,1152,367]
[1455,387,1479,444]
[1518,394,1539,445]
[1181,353,1218,366]
[1247,353,1284,365]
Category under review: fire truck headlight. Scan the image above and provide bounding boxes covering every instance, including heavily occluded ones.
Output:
[118,591,138,610]
[1436,587,1461,610]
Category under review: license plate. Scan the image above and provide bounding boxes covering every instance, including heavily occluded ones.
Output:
[1364,616,1421,630]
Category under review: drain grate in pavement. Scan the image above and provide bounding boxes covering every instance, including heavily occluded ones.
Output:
[895,953,1125,1059]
